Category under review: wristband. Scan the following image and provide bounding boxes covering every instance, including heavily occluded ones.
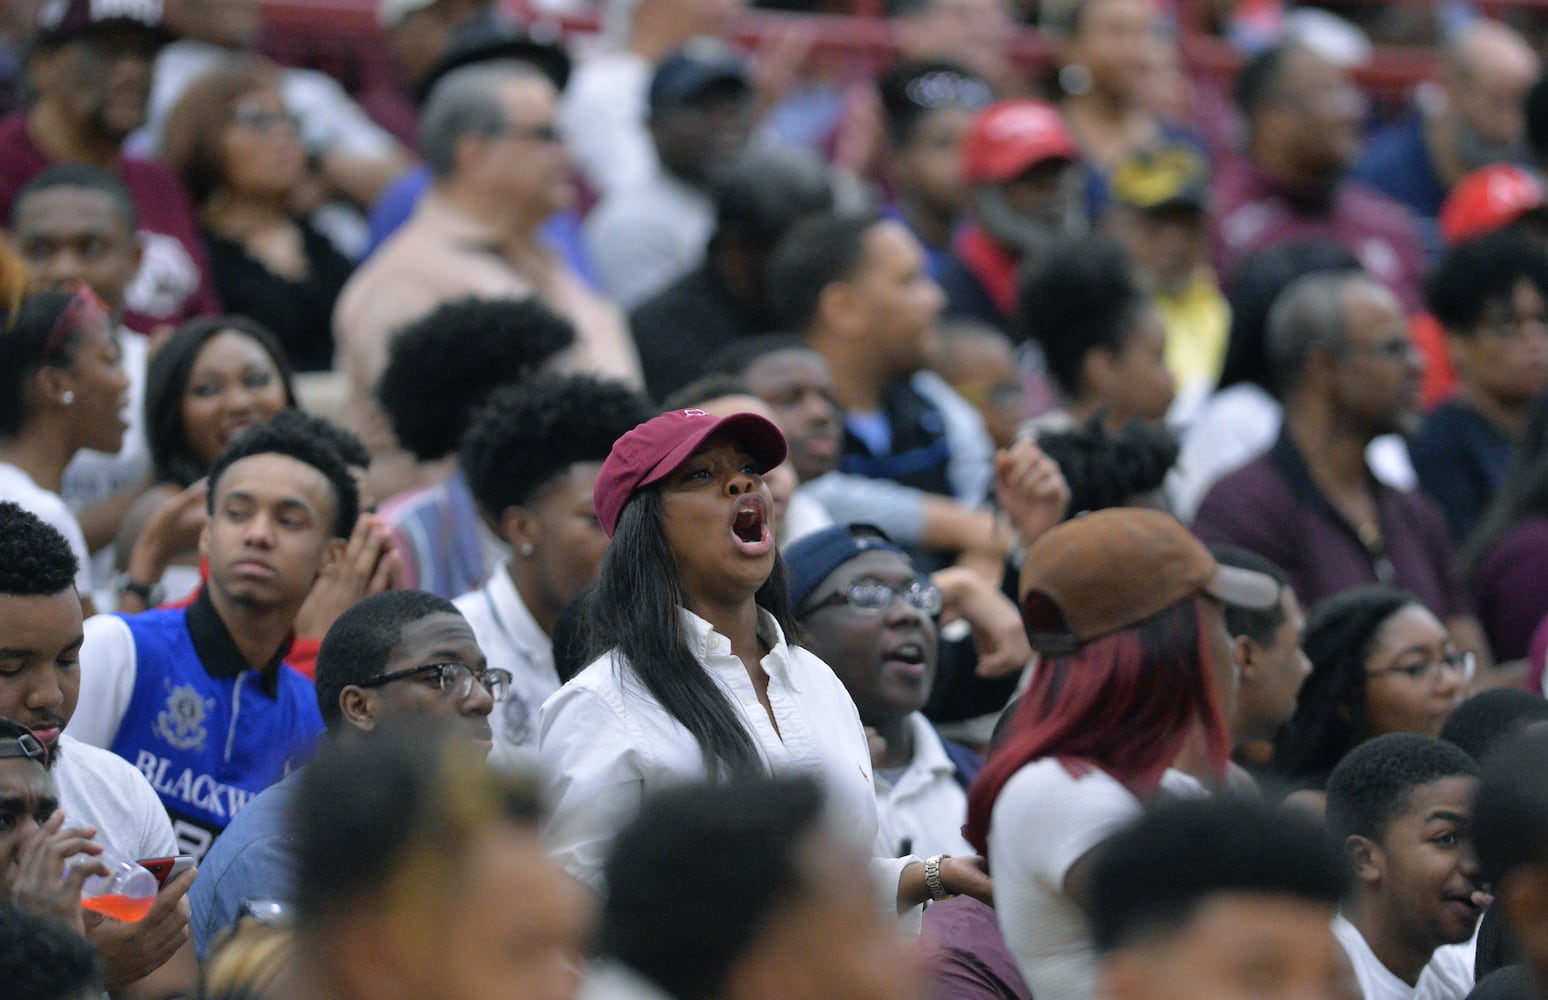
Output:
[116,574,166,608]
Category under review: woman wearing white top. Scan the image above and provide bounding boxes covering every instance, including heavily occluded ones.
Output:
[963,508,1280,1000]
[538,407,992,912]
[0,286,130,615]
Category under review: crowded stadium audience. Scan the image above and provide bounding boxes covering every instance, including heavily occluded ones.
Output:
[5,0,1548,996]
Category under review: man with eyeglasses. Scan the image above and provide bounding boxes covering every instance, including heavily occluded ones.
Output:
[785,523,983,861]
[188,589,506,958]
[1194,272,1492,673]
[334,59,640,500]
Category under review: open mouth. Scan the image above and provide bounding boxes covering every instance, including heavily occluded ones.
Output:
[730,496,773,556]
[1443,892,1486,925]
[882,640,928,681]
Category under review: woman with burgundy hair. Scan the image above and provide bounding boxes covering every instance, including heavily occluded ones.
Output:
[964,508,1279,1000]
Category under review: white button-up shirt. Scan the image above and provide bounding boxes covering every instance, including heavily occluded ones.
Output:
[874,713,975,860]
[454,566,560,769]
[538,608,912,916]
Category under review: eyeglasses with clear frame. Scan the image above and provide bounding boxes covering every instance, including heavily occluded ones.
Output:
[1366,649,1476,686]
[357,661,511,702]
[800,577,945,618]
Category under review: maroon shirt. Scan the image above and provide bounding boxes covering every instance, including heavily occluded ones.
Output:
[1192,431,1469,617]
[1210,157,1426,314]
[923,896,1034,1000]
[0,114,221,334]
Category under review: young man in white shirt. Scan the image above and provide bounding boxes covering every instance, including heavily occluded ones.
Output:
[0,501,197,997]
[786,522,980,860]
[453,373,649,765]
[1325,733,1487,1000]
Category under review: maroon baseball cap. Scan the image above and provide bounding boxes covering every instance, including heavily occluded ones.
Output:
[593,408,788,538]
[961,100,1080,185]
[35,0,168,47]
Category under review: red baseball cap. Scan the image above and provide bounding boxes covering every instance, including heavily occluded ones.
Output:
[1440,165,1547,245]
[961,100,1080,185]
[593,408,787,538]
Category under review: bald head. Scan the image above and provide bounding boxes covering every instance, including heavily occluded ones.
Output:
[1444,20,1539,154]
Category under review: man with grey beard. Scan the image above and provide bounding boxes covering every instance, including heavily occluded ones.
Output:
[936,100,1088,337]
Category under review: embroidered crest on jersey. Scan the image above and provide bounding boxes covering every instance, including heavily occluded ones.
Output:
[154,682,210,752]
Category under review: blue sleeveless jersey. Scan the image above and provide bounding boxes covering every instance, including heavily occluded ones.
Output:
[112,608,324,859]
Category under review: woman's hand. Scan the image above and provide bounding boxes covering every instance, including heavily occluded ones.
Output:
[293,513,402,640]
[8,811,107,932]
[995,440,1070,548]
[933,567,1033,679]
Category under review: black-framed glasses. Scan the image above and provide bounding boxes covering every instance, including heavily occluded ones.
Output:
[800,577,944,617]
[357,662,511,702]
[1367,649,1476,686]
[0,730,50,768]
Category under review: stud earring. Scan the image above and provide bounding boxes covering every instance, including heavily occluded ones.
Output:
[62,391,75,405]
[520,542,535,558]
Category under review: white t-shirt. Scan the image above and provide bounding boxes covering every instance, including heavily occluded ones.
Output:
[987,758,1145,1000]
[53,733,177,862]
[0,461,93,596]
[1332,915,1476,1000]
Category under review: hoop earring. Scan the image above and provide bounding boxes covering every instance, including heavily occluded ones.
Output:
[1059,63,1092,97]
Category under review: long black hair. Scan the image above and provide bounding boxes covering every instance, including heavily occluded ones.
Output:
[1270,585,1421,791]
[576,488,798,780]
[144,315,297,487]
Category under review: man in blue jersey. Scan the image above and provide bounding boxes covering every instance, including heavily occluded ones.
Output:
[74,418,358,859]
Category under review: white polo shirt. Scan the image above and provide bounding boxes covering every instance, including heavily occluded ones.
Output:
[454,566,561,769]
[874,712,974,860]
